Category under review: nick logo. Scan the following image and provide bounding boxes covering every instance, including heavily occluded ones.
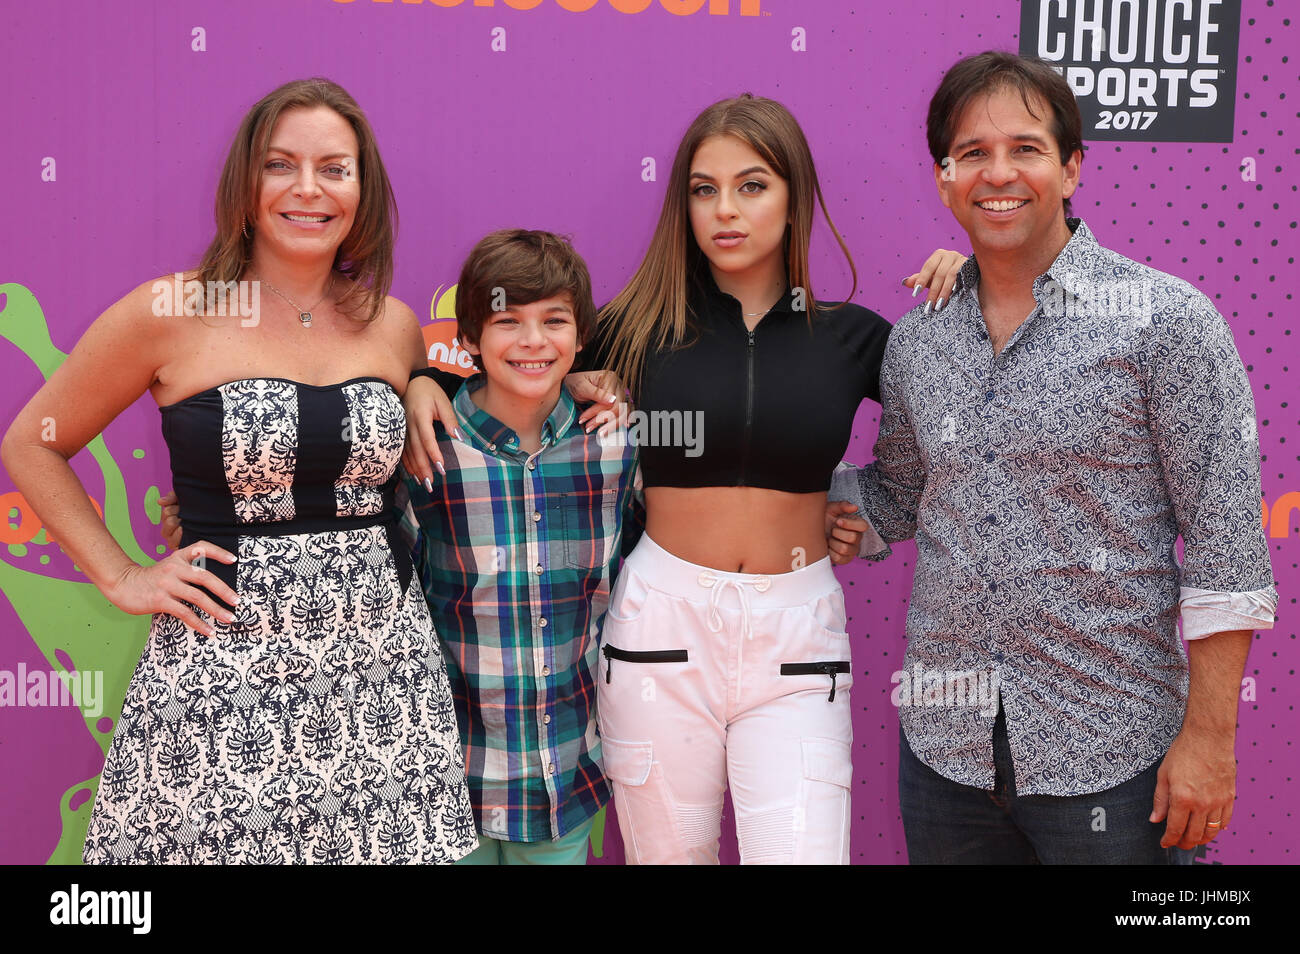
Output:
[423,285,475,377]
[333,0,762,15]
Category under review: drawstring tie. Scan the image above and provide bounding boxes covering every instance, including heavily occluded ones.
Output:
[697,570,771,640]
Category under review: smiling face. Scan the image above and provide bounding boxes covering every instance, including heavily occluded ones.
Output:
[936,85,1080,263]
[253,105,361,265]
[464,294,581,412]
[687,134,790,288]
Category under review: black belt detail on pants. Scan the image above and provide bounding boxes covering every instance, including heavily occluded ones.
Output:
[602,644,689,683]
[779,661,851,702]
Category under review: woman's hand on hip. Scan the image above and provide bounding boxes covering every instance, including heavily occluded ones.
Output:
[105,543,238,636]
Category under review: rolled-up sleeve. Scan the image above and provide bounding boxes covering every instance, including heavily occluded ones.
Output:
[1147,294,1277,633]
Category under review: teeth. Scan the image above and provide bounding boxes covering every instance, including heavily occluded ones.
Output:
[978,200,1026,212]
[510,361,551,369]
[284,213,328,222]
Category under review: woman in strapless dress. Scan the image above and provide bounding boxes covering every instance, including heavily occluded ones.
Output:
[1,78,476,864]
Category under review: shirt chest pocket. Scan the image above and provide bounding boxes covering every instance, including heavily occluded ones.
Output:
[554,487,620,571]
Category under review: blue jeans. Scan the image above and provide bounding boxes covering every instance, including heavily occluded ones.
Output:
[898,708,1194,864]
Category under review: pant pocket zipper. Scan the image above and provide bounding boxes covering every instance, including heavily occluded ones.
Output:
[779,661,851,702]
[603,644,689,683]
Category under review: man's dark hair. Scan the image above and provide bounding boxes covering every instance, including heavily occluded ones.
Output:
[456,229,596,370]
[926,51,1084,217]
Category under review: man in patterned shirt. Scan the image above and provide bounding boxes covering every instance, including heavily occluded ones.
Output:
[832,52,1276,863]
[400,230,638,863]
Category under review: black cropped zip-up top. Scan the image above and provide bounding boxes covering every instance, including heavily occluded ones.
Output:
[587,268,892,494]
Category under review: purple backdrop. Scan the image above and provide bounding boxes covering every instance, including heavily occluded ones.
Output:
[1,0,1294,864]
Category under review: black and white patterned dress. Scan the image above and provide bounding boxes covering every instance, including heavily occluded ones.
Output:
[83,377,477,864]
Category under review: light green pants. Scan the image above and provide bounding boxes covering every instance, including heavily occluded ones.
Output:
[456,812,597,866]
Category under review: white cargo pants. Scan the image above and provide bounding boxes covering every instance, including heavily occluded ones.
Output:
[597,534,854,865]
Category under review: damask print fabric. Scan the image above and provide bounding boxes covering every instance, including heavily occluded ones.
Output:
[83,377,477,864]
[831,220,1277,796]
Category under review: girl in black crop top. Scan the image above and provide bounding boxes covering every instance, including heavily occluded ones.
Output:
[583,96,964,864]
[402,95,964,865]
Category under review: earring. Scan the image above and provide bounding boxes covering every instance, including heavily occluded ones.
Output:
[241,218,250,239]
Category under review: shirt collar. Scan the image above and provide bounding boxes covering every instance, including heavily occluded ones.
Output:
[950,218,1100,304]
[453,374,578,457]
[691,262,798,318]
[1035,218,1102,302]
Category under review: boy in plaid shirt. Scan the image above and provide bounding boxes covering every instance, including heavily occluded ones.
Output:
[399,230,638,864]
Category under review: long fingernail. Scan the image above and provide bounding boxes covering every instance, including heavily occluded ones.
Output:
[923,301,932,314]
[423,477,434,492]
[435,461,446,477]
[912,285,921,298]
[936,298,945,310]
[453,428,463,441]
[607,395,616,403]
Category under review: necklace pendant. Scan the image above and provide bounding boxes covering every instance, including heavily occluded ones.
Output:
[299,312,312,328]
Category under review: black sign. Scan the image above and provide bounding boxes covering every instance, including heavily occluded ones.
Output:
[1019,0,1241,142]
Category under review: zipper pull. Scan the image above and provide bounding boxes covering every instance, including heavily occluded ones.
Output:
[747,329,755,347]
[820,663,838,702]
[604,645,612,684]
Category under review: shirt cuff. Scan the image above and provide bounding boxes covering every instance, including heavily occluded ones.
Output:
[1179,586,1278,640]
[829,462,891,561]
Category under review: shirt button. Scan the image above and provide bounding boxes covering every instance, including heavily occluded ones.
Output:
[548,763,555,775]
[986,514,997,524]
[487,442,497,452]
[543,713,551,725]
[542,665,551,677]
[538,617,548,628]
[984,451,995,463]
[532,511,541,522]
[989,581,998,593]
[985,390,995,401]
[534,564,544,575]
[527,460,536,470]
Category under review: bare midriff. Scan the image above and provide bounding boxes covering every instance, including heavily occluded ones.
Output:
[644,486,829,575]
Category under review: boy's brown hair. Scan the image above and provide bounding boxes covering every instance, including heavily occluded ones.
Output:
[456,229,597,370]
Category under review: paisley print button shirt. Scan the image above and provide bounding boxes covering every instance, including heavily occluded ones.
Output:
[832,219,1277,796]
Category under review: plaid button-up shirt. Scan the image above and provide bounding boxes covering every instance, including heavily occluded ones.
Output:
[397,376,639,842]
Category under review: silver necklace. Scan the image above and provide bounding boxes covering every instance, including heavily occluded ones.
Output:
[261,274,334,328]
[742,290,786,318]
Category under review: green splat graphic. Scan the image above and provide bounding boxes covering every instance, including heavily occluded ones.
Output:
[589,804,607,859]
[143,485,161,523]
[0,283,154,864]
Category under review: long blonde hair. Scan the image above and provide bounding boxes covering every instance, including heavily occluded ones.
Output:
[195,78,397,322]
[598,94,857,397]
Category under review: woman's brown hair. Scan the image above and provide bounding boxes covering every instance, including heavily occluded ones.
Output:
[195,78,397,323]
[597,93,857,398]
